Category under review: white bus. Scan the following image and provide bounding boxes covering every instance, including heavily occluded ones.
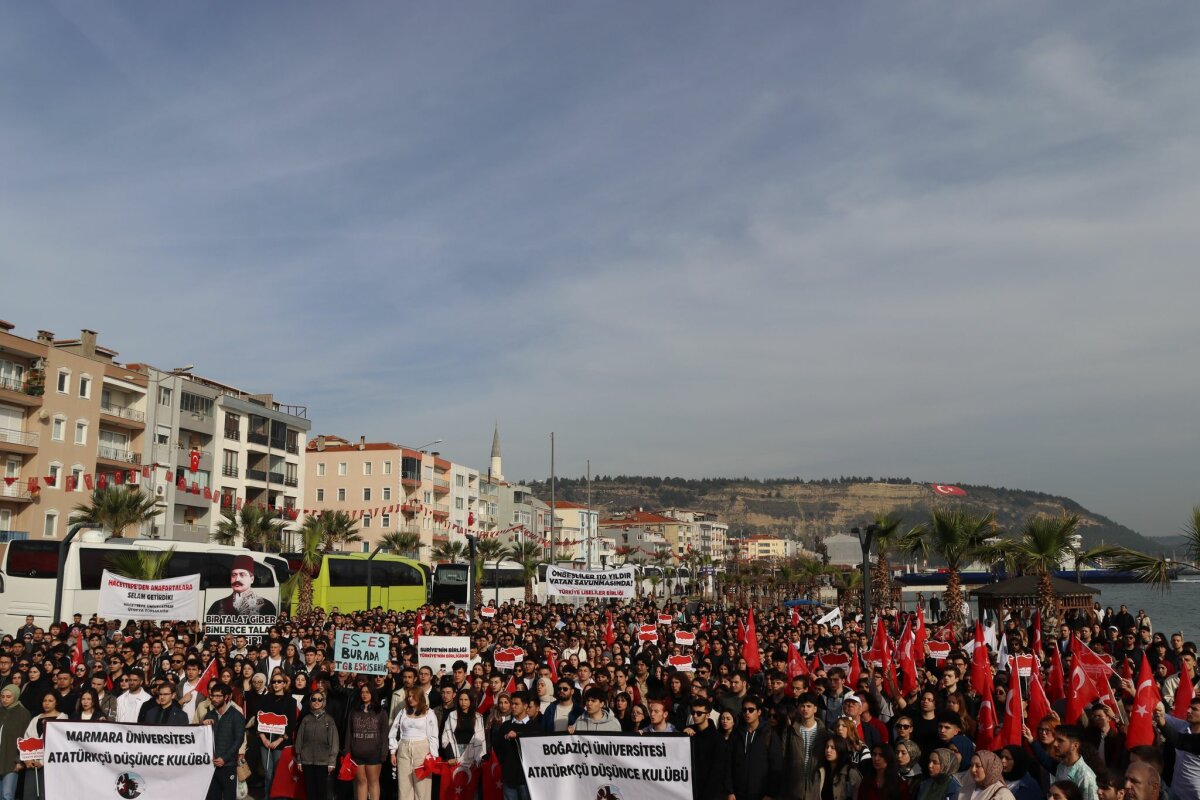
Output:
[0,529,282,629]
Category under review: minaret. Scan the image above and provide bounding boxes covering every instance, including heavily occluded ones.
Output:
[490,424,504,482]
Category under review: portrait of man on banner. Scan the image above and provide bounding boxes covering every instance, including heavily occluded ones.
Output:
[206,555,277,617]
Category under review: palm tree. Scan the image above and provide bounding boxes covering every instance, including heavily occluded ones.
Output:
[283,516,325,616]
[474,538,506,607]
[794,556,830,599]
[870,512,907,609]
[210,506,285,551]
[991,514,1082,637]
[316,511,361,552]
[106,547,175,581]
[432,540,467,563]
[504,540,542,603]
[1094,505,1200,592]
[380,531,421,559]
[651,548,674,598]
[900,507,998,632]
[830,568,863,607]
[72,488,158,538]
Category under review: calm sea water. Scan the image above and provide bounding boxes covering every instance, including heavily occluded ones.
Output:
[1088,581,1200,642]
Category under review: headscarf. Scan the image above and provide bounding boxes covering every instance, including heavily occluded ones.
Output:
[0,684,20,703]
[974,750,1003,789]
[896,740,922,767]
[916,749,960,800]
[1000,746,1031,782]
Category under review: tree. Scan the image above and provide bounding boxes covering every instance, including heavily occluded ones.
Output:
[432,540,467,563]
[504,540,542,603]
[72,488,158,538]
[830,568,862,606]
[993,514,1082,637]
[474,538,507,607]
[315,511,361,552]
[284,516,325,616]
[106,547,175,581]
[900,507,998,631]
[1097,505,1200,591]
[869,511,907,609]
[210,506,285,551]
[379,531,421,559]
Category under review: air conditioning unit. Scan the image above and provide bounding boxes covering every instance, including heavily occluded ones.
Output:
[155,485,166,497]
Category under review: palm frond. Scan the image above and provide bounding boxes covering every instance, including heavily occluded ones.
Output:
[106,548,175,580]
[1185,505,1200,565]
[1102,547,1173,591]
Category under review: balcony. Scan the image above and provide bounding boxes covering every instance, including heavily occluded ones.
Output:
[0,376,43,408]
[99,403,146,428]
[401,472,421,487]
[268,471,284,484]
[0,427,38,454]
[0,484,33,503]
[0,530,27,542]
[283,476,298,487]
[432,478,450,493]
[430,503,450,518]
[285,442,299,454]
[223,427,240,441]
[221,465,239,478]
[97,445,140,466]
[245,468,267,482]
[171,524,212,543]
[247,431,268,445]
[400,502,420,515]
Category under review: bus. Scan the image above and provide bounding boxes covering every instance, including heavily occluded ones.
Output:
[0,530,281,629]
[430,562,470,606]
[429,560,534,607]
[285,553,428,614]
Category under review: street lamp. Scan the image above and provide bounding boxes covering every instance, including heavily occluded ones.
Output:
[411,439,443,451]
[853,524,880,624]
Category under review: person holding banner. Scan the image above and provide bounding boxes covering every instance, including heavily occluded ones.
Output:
[258,672,298,799]
[0,685,31,800]
[17,692,65,800]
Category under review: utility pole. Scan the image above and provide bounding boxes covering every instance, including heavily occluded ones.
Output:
[586,459,592,569]
[549,432,555,562]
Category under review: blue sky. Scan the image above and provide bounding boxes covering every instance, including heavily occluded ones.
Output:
[3,2,1198,538]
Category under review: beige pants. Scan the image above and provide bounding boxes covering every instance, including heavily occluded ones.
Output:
[396,739,432,800]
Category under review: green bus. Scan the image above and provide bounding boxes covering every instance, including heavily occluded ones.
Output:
[284,553,429,613]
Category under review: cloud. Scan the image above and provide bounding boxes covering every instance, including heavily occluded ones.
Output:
[1,2,1196,536]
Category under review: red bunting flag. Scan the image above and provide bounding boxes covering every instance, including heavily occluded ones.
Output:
[84,473,94,490]
[142,465,151,478]
[1174,659,1195,718]
[128,469,137,484]
[189,449,200,472]
[177,476,186,490]
[97,473,107,489]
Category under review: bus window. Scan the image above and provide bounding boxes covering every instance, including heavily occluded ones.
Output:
[328,558,369,587]
[482,568,525,589]
[163,551,207,586]
[378,560,423,587]
[6,541,59,579]
[79,547,108,590]
[265,557,291,586]
[435,565,469,585]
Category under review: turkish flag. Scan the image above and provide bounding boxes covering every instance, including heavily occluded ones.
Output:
[846,649,861,687]
[931,484,967,496]
[84,473,94,490]
[468,512,475,526]
[1000,657,1024,747]
[1047,644,1067,702]
[189,449,200,472]
[970,621,990,696]
[866,618,892,671]
[128,469,137,484]
[113,469,124,485]
[975,666,1000,752]
[914,608,927,663]
[440,763,479,800]
[742,609,762,675]
[603,612,615,648]
[1027,668,1053,731]
[791,607,801,626]
[480,753,504,800]
[1066,660,1101,725]
[2,477,15,486]
[1127,654,1162,748]
[70,634,84,672]
[897,617,918,694]
[1174,661,1195,718]
[203,486,212,500]
[477,687,495,716]
[96,473,107,490]
[268,746,307,799]
[142,465,151,479]
[177,476,187,490]
[787,642,808,683]
[195,659,220,698]
[1032,611,1043,658]
[191,482,200,495]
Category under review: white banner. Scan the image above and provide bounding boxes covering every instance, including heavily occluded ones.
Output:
[816,607,842,628]
[545,566,636,598]
[520,734,691,800]
[418,636,472,673]
[45,720,214,800]
[97,571,201,622]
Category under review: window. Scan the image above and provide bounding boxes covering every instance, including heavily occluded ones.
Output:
[57,369,70,394]
[337,488,346,502]
[316,488,325,502]
[363,462,372,476]
[363,488,372,502]
[43,511,58,539]
[47,463,62,489]
[222,450,238,477]
[71,466,84,491]
[423,491,432,504]
[78,374,92,398]
[338,462,347,476]
[383,461,392,475]
[381,513,391,528]
[6,541,59,576]
[362,515,371,528]
[455,497,464,510]
[75,420,88,445]
[180,392,213,417]
[424,466,432,479]
[224,412,241,440]
[155,424,170,446]
[317,462,326,477]
[455,474,466,487]
[158,387,172,406]
[382,486,391,501]
[51,415,65,441]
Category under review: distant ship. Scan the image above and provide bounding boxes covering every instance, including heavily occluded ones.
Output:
[896,566,1182,586]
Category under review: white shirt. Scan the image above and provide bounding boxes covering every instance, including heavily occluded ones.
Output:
[388,710,438,755]
[117,688,151,723]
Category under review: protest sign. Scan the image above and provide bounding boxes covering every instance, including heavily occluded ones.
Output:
[418,636,472,673]
[493,646,524,671]
[16,737,43,762]
[334,630,391,675]
[97,571,200,622]
[257,711,289,736]
[545,566,636,599]
[816,607,842,628]
[520,734,692,800]
[675,631,695,647]
[203,555,279,636]
[45,721,213,800]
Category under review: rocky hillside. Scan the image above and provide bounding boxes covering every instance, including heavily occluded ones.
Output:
[526,476,1166,555]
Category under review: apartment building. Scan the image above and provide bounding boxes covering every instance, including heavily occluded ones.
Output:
[598,525,670,562]
[0,326,150,541]
[546,500,602,565]
[660,508,728,563]
[598,509,702,560]
[731,534,791,561]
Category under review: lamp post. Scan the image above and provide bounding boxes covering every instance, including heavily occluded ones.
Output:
[853,524,880,623]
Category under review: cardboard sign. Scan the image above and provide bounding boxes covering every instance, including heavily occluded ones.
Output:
[418,636,471,674]
[334,630,390,675]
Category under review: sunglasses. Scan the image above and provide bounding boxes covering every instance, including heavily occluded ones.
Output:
[271,680,286,685]
[742,708,759,714]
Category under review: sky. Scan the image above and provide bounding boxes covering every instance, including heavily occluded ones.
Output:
[2,2,1198,538]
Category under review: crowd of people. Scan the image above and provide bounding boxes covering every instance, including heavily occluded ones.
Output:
[0,596,1195,800]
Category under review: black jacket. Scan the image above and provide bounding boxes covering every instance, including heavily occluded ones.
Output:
[491,717,536,788]
[690,724,734,800]
[138,700,189,726]
[729,724,783,800]
[206,704,247,765]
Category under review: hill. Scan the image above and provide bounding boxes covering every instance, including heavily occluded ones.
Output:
[525,476,1166,555]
